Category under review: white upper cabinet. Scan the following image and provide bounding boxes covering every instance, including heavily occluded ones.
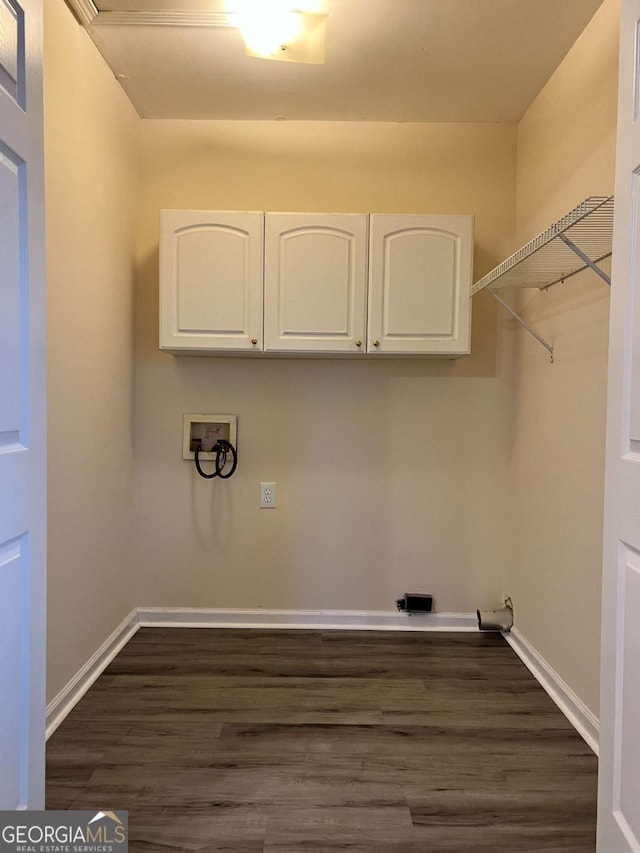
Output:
[367,214,473,355]
[264,213,368,354]
[159,210,473,357]
[160,210,264,353]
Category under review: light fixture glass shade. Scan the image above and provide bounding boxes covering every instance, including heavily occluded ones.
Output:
[238,1,301,56]
[237,0,327,64]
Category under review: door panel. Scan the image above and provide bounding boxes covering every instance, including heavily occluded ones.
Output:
[0,536,28,808]
[160,210,264,352]
[0,0,46,809]
[264,213,368,354]
[368,214,472,355]
[0,0,24,106]
[0,144,24,441]
[382,229,457,337]
[597,1,640,849]
[277,229,353,334]
[629,168,640,444]
[176,225,250,334]
[618,546,640,840]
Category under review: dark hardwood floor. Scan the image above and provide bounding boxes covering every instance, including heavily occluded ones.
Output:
[46,629,598,852]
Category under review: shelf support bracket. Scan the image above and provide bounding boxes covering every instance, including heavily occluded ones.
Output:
[557,233,611,286]
[486,288,554,362]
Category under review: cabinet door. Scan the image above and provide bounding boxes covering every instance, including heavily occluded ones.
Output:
[160,210,264,353]
[264,213,368,354]
[368,214,473,355]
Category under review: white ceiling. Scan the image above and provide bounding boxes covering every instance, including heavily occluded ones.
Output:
[77,0,604,122]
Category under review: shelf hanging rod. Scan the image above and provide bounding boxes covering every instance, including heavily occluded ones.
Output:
[557,233,611,286]
[486,288,554,362]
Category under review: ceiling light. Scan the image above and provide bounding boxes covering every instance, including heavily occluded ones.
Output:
[237,0,300,56]
[232,0,328,64]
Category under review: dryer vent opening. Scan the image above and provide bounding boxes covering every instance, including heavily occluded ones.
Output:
[477,606,513,632]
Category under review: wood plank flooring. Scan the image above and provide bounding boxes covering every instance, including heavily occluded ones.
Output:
[46,629,598,852]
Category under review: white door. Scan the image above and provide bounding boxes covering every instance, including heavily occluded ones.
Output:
[264,213,368,354]
[597,1,640,849]
[367,214,473,356]
[159,210,264,353]
[0,0,46,810]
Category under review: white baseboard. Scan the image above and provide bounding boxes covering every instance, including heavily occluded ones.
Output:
[504,626,599,755]
[45,607,477,738]
[45,609,140,740]
[136,607,479,631]
[47,608,598,756]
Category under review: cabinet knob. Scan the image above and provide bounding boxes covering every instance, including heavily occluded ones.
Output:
[251,337,258,345]
[373,340,380,347]
[356,340,362,347]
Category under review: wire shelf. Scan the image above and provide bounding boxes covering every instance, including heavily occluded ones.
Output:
[470,196,614,296]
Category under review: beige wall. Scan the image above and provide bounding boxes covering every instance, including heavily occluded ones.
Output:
[505,0,619,718]
[132,120,517,614]
[44,0,140,702]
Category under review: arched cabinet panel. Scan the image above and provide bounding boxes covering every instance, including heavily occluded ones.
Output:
[160,210,263,352]
[264,213,368,354]
[368,214,473,355]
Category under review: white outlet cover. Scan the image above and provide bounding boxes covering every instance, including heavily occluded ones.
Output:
[260,482,277,508]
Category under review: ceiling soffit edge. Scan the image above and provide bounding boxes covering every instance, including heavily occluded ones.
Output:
[66,0,99,26]
[65,5,239,28]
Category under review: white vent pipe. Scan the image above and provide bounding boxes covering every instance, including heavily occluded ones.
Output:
[477,601,513,632]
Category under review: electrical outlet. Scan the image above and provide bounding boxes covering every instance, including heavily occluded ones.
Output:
[260,482,276,509]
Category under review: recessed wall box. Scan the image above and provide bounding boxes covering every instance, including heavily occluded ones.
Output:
[396,593,433,613]
[183,414,238,461]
